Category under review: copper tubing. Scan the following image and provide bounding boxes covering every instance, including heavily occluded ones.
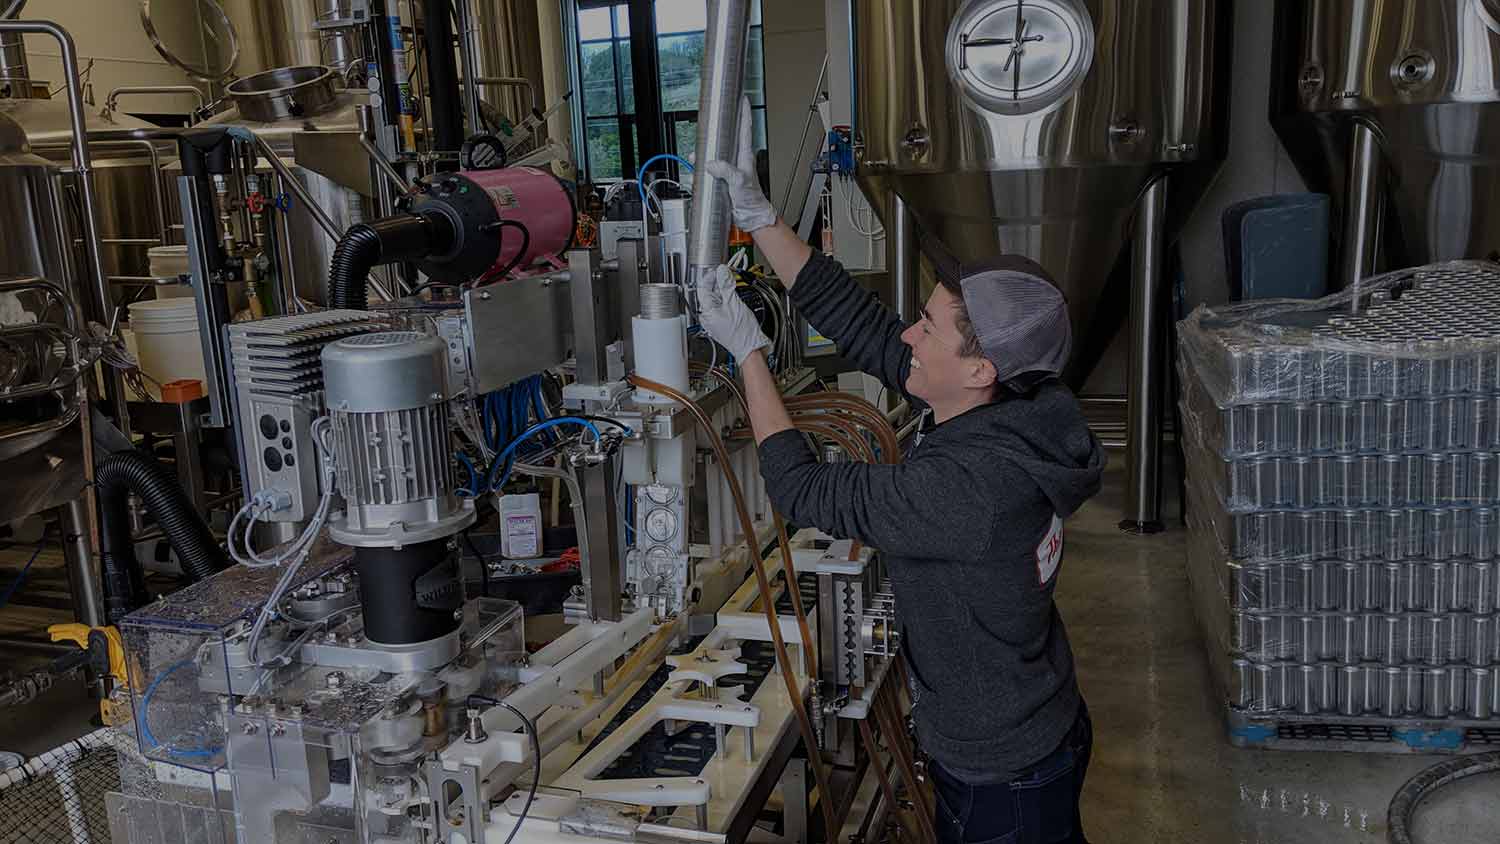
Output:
[787,392,900,459]
[794,418,874,463]
[790,407,897,463]
[861,715,936,844]
[874,679,933,822]
[708,366,821,677]
[628,373,841,837]
[772,513,817,676]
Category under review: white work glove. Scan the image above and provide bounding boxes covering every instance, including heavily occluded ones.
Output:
[704,96,777,233]
[697,265,770,362]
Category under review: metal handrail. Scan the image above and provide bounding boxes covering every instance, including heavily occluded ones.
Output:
[102,84,208,123]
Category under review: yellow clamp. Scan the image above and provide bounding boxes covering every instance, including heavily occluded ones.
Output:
[47,622,127,685]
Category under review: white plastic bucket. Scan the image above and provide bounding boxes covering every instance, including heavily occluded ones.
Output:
[128,298,207,392]
[147,245,193,300]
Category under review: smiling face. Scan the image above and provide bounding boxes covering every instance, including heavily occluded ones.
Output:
[899,284,998,419]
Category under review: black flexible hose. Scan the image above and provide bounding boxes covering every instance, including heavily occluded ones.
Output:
[327,223,384,310]
[493,219,532,280]
[96,450,227,623]
[1387,751,1500,844]
[328,214,451,309]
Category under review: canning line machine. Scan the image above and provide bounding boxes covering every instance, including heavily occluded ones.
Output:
[67,3,911,844]
[102,139,905,844]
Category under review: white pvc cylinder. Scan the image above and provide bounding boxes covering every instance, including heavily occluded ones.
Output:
[632,315,690,403]
[128,298,207,389]
[147,245,193,300]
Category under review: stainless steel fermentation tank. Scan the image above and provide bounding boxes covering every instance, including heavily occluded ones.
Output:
[0,100,166,294]
[1273,0,1500,288]
[245,0,366,81]
[852,0,1225,530]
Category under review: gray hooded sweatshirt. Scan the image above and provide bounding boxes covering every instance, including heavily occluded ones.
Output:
[757,252,1106,780]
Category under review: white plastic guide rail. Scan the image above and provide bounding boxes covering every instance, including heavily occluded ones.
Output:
[440,608,655,773]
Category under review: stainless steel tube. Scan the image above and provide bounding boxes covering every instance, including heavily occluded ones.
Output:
[1339,120,1383,308]
[472,76,538,114]
[249,132,394,301]
[685,0,753,288]
[455,0,485,135]
[59,497,104,628]
[0,0,25,96]
[1121,176,1169,533]
[0,31,26,95]
[776,54,829,218]
[0,21,108,324]
[104,85,207,120]
[888,191,919,322]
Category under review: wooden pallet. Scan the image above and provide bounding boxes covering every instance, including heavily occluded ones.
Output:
[1228,707,1500,753]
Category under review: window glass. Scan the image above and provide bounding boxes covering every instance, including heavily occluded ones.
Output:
[574,0,766,181]
[578,7,613,41]
[617,40,635,114]
[586,119,624,180]
[658,32,703,111]
[656,0,708,35]
[580,42,618,118]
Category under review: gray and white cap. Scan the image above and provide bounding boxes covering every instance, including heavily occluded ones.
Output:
[923,238,1072,383]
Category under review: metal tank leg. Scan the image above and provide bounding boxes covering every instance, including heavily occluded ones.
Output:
[1121,177,1169,534]
[59,497,105,628]
[1338,120,1384,309]
[887,191,920,323]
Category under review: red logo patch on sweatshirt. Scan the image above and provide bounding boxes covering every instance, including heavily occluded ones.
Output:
[1036,514,1063,585]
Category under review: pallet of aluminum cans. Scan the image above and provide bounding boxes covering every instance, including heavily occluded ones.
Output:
[1179,262,1500,752]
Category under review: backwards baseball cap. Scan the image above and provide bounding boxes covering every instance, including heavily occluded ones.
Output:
[920,236,1072,384]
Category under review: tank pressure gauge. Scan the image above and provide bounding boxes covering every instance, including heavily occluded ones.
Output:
[946,0,1095,116]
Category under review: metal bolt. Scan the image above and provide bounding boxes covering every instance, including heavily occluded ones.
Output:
[464,707,489,744]
[481,291,492,300]
[326,671,346,689]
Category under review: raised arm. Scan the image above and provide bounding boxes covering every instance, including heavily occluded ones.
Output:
[706,98,914,400]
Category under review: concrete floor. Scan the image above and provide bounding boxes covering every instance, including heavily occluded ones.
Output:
[1063,458,1499,844]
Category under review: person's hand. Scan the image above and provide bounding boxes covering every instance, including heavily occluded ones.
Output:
[697,265,770,362]
[704,96,777,233]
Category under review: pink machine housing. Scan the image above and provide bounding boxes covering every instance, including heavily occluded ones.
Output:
[414,165,577,281]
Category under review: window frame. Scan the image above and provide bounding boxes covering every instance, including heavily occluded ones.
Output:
[572,0,766,183]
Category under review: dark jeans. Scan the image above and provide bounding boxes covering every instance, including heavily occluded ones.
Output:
[930,703,1093,844]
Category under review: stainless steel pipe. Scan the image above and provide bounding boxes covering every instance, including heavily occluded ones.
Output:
[247,132,395,302]
[0,21,108,325]
[60,497,104,628]
[1121,176,1169,534]
[104,85,207,121]
[1339,120,1383,308]
[455,0,485,136]
[685,0,753,289]
[888,191,919,322]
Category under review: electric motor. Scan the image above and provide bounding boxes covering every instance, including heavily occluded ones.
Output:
[406,165,577,280]
[322,331,476,547]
